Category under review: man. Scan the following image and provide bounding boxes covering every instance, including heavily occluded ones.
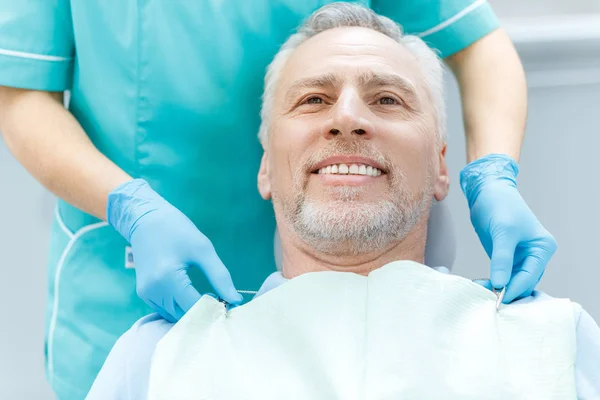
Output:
[87,4,598,398]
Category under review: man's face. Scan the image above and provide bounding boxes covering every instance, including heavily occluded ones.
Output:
[258,27,449,256]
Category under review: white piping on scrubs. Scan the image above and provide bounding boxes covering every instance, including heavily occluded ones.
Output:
[417,0,487,38]
[55,205,74,239]
[47,206,108,380]
[0,48,72,62]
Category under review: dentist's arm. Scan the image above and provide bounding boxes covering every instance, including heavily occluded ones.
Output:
[0,87,242,319]
[0,87,131,219]
[446,28,526,163]
[445,29,557,303]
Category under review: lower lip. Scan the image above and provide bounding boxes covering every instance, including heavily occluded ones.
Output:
[313,173,383,186]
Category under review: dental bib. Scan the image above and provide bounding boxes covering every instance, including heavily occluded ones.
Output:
[148,261,577,400]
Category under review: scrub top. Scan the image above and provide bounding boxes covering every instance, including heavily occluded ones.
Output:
[0,1,499,398]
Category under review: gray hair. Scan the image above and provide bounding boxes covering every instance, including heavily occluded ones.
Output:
[258,2,446,145]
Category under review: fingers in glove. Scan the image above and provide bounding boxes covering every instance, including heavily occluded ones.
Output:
[504,255,546,303]
[473,279,493,291]
[489,235,519,291]
[172,303,186,321]
[192,249,243,305]
[174,283,202,315]
[147,299,177,323]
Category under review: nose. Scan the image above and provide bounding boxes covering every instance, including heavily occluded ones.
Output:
[322,89,375,140]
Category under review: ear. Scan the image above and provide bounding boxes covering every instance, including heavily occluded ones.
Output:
[433,143,449,202]
[257,152,272,200]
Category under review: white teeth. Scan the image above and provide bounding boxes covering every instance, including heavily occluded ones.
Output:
[317,163,383,176]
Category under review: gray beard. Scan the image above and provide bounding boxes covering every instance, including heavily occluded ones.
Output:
[284,179,432,257]
[271,140,435,256]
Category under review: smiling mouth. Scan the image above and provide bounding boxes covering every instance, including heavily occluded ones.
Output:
[313,163,384,177]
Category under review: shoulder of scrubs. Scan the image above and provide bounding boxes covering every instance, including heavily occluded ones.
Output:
[372,0,500,58]
[0,0,74,91]
[85,314,175,400]
[514,291,600,398]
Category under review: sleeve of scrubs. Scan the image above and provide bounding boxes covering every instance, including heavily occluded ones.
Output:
[0,0,75,91]
[86,314,174,400]
[372,0,500,58]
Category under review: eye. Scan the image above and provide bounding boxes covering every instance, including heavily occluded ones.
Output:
[379,96,400,105]
[304,96,323,105]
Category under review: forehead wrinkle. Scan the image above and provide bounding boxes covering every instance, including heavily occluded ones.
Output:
[282,68,422,107]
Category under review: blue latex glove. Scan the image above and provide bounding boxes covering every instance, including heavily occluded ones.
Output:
[460,154,557,303]
[107,179,243,322]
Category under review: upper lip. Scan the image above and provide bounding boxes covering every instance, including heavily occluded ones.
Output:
[311,156,386,173]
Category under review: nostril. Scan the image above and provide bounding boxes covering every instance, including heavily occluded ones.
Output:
[353,129,366,135]
[330,128,340,135]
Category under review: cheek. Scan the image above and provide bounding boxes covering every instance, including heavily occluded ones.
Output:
[384,122,437,190]
[269,120,317,191]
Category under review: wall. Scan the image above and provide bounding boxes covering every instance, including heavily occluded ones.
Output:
[0,4,599,399]
[489,0,600,17]
[0,144,55,398]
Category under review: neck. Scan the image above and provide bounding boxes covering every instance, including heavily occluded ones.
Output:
[279,219,429,279]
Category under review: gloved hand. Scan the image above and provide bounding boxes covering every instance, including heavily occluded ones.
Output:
[107,179,243,322]
[460,154,557,303]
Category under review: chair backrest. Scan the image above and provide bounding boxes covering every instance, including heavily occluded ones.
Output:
[424,199,456,269]
[274,199,456,271]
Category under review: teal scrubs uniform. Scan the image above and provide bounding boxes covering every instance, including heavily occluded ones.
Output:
[0,1,499,398]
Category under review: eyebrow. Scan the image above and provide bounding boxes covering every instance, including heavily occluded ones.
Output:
[285,73,343,103]
[285,71,420,105]
[357,71,418,98]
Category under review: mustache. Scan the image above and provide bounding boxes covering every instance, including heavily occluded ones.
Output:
[300,141,391,173]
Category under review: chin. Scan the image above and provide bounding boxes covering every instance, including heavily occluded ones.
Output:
[316,187,387,204]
